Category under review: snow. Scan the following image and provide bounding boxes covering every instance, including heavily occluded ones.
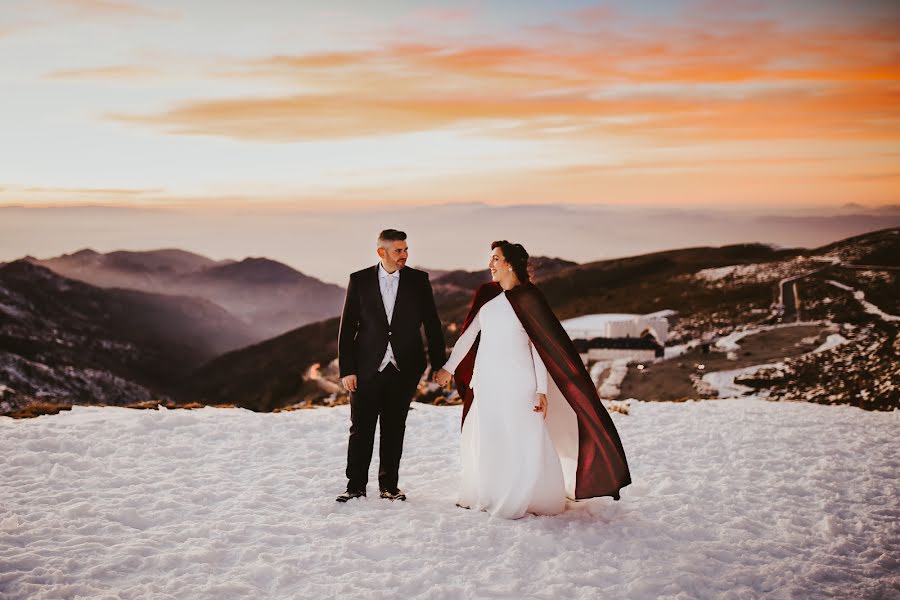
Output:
[696,264,744,281]
[694,258,816,287]
[662,339,698,360]
[714,329,751,353]
[2,401,898,599]
[812,255,843,265]
[598,358,629,399]
[827,280,900,323]
[561,313,670,343]
[588,360,608,386]
[714,324,798,353]
[0,301,26,319]
[714,322,822,353]
[814,334,848,354]
[702,362,783,399]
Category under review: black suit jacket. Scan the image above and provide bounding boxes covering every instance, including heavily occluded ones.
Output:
[338,265,446,380]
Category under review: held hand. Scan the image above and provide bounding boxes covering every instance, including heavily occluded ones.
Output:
[533,393,548,419]
[433,368,452,387]
[341,375,358,393]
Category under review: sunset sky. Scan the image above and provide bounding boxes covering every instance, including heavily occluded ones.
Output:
[2,0,898,211]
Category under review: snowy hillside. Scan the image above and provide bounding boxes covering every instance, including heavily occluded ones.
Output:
[2,400,897,599]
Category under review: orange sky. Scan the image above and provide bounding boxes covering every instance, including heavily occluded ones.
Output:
[0,0,898,209]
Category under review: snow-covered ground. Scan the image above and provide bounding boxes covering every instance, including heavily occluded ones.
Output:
[827,280,900,322]
[2,401,898,599]
[693,257,821,287]
[714,322,822,353]
[662,339,698,360]
[598,358,629,399]
[814,333,848,354]
[702,362,784,399]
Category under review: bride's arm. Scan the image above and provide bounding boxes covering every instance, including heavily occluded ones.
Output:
[442,313,482,375]
[530,340,548,395]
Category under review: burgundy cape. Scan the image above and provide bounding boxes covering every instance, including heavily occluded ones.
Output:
[454,281,631,500]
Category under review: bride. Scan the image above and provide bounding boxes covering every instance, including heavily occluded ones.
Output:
[434,241,631,519]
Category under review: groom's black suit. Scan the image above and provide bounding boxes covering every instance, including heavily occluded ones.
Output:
[338,264,446,492]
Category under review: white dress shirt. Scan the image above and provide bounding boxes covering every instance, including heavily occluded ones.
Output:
[377,262,400,372]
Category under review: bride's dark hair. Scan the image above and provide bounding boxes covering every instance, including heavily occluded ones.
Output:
[491,240,530,283]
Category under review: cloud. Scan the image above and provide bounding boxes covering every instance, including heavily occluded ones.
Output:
[51,0,176,18]
[0,185,167,206]
[104,14,900,145]
[18,186,164,195]
[404,6,477,25]
[43,65,162,80]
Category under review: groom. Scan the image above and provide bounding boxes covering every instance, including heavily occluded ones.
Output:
[336,229,446,502]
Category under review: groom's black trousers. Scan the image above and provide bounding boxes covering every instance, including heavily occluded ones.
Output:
[346,363,419,492]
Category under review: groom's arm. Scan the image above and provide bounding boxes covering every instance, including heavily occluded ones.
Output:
[420,273,447,372]
[338,274,360,378]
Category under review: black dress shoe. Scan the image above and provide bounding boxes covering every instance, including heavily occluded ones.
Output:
[335,490,366,503]
[379,488,407,501]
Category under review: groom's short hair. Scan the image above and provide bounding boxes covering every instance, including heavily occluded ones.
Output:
[378,229,407,245]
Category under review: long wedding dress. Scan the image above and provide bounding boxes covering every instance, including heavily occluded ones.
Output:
[443,291,567,519]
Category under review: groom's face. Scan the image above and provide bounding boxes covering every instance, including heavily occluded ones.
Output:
[378,240,409,272]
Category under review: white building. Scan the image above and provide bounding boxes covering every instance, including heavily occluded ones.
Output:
[562,310,674,344]
[561,310,676,364]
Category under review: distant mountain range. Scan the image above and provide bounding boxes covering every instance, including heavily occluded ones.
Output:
[25,248,346,341]
[2,229,897,415]
[189,255,577,410]
[187,243,792,410]
[190,229,899,412]
[0,260,256,407]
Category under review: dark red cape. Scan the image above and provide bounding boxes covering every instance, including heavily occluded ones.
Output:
[454,281,631,500]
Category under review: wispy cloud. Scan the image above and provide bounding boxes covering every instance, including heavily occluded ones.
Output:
[44,64,162,80]
[1,185,167,206]
[18,186,164,195]
[51,0,175,18]
[106,15,900,145]
[404,6,477,25]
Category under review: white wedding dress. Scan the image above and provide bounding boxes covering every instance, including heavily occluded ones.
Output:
[444,291,567,519]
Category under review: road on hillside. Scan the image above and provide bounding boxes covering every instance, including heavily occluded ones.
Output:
[777,262,897,323]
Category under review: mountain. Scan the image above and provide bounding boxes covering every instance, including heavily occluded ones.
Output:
[29,249,346,341]
[189,318,341,412]
[0,260,257,413]
[189,228,898,412]
[185,244,807,410]
[7,228,896,415]
[532,243,801,337]
[37,248,228,282]
[180,257,346,338]
[427,243,803,338]
[811,226,900,267]
[429,256,581,327]
[186,255,574,410]
[432,255,577,292]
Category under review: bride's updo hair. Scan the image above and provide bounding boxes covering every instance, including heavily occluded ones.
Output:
[491,240,531,283]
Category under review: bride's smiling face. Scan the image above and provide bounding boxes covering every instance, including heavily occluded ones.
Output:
[488,248,510,282]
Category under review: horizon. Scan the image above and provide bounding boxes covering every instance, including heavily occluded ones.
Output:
[4,203,896,284]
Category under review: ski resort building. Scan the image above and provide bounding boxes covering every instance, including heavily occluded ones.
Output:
[561,310,676,363]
